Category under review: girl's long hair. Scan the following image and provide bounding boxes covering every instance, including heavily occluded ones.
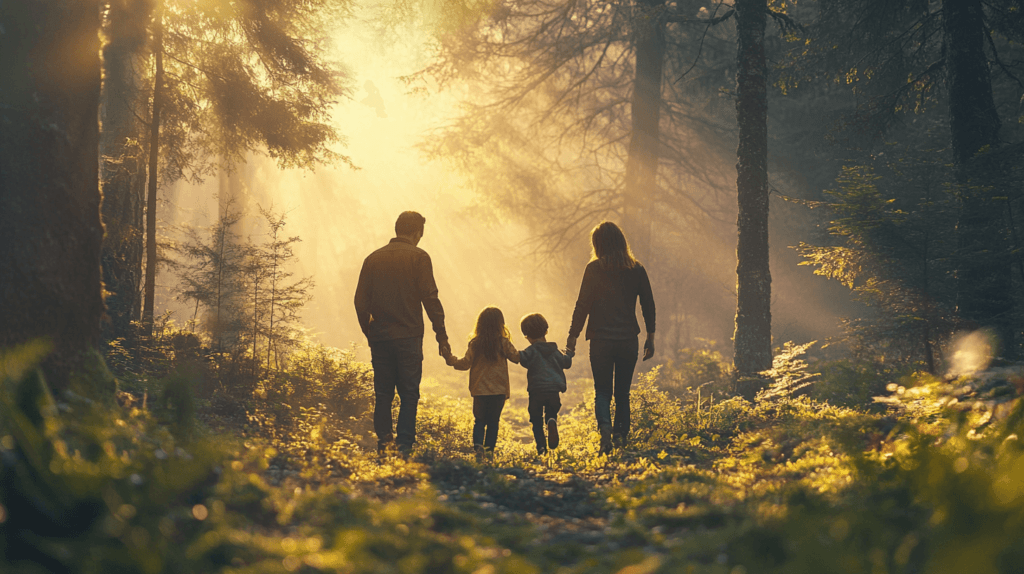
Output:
[590,221,639,270]
[468,306,510,361]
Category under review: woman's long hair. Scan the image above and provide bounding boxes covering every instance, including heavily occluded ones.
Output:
[590,221,639,270]
[468,306,510,361]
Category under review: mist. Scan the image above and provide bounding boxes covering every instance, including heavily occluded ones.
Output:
[155,10,849,394]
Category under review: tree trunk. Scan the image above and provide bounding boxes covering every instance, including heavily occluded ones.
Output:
[943,0,1015,355]
[142,0,164,336]
[0,0,104,390]
[623,0,666,264]
[733,0,772,375]
[216,167,246,349]
[100,0,149,341]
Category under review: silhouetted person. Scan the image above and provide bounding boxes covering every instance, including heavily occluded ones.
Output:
[519,313,573,455]
[355,211,451,454]
[567,221,655,454]
[445,306,520,461]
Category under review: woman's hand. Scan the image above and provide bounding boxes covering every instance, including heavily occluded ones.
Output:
[643,333,655,361]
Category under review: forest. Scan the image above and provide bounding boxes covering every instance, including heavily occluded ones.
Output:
[1,0,1024,572]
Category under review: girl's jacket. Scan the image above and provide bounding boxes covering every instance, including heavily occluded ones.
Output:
[450,338,520,398]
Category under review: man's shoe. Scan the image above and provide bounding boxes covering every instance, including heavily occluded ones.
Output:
[396,443,413,460]
[377,438,395,456]
[599,425,612,454]
[547,418,560,450]
[613,433,627,449]
[474,445,485,463]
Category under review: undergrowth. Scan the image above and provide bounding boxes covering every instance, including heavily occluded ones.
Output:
[3,338,1024,573]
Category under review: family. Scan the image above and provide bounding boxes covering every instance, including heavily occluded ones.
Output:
[354,211,656,459]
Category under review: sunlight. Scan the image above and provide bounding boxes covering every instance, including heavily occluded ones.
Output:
[946,329,996,378]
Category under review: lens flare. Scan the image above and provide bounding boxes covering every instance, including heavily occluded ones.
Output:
[946,329,996,378]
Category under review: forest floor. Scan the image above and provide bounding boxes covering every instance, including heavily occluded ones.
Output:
[8,344,1022,574]
[192,381,891,574]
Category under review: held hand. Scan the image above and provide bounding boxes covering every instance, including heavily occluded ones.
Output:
[642,333,655,361]
[439,339,452,360]
[566,335,577,353]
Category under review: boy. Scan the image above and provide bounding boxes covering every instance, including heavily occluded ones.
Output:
[518,313,574,454]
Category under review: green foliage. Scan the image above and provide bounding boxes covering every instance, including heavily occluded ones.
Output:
[812,359,896,408]
[796,155,957,368]
[757,341,820,402]
[152,0,354,184]
[17,333,1024,574]
[69,348,118,402]
[658,343,734,398]
[159,365,198,440]
[0,343,225,573]
[167,204,314,399]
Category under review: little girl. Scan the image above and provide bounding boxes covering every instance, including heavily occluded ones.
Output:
[446,306,520,460]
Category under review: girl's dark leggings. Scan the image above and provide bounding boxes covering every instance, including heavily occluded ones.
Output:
[472,394,506,449]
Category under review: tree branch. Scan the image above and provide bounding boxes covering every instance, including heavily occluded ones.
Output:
[673,7,733,83]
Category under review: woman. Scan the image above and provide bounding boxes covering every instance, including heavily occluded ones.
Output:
[567,221,655,453]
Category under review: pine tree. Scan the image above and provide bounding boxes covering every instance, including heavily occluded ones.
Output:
[172,204,248,354]
[253,206,313,374]
[117,0,353,335]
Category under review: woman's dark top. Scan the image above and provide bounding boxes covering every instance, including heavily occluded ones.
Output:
[569,260,655,341]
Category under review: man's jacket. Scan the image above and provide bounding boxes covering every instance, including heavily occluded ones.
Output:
[354,237,447,343]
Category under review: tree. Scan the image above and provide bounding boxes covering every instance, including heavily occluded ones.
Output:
[403,0,746,347]
[100,0,150,340]
[732,0,771,374]
[783,0,1024,356]
[796,154,958,371]
[172,204,312,388]
[943,0,1014,354]
[0,0,105,390]
[253,206,313,374]
[132,0,352,335]
[622,0,668,261]
[173,204,248,353]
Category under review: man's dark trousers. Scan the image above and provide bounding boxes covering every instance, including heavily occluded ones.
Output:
[371,336,423,449]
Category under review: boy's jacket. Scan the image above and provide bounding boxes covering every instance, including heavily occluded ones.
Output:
[519,342,573,394]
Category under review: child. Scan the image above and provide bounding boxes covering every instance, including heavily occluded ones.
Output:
[446,307,520,461]
[518,313,573,455]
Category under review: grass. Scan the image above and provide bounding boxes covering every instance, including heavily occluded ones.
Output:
[3,339,1024,573]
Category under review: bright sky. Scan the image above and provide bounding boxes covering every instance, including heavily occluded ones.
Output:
[159,10,580,390]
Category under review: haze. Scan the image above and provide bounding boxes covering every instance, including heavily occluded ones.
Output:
[157,8,847,392]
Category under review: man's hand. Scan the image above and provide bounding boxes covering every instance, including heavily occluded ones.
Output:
[439,339,452,360]
[566,335,577,353]
[643,333,655,361]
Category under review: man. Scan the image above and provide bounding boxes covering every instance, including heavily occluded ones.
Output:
[354,211,452,454]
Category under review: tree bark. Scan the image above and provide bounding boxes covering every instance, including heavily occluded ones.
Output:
[733,0,772,375]
[943,0,1015,355]
[623,0,666,264]
[0,0,104,389]
[142,0,164,336]
[100,0,150,341]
